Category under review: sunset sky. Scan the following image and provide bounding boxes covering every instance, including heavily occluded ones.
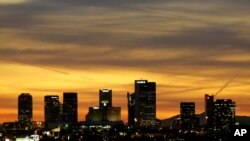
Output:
[0,0,250,123]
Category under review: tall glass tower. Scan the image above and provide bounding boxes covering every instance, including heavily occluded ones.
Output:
[44,95,60,129]
[131,80,156,127]
[18,93,32,124]
[63,92,78,124]
[99,89,112,107]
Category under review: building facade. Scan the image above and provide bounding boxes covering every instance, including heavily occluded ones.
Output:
[44,95,60,129]
[128,80,156,127]
[180,102,197,129]
[205,94,214,127]
[62,92,78,125]
[86,89,121,123]
[205,94,236,129]
[18,93,32,125]
[86,107,121,122]
[213,99,236,128]
[99,89,112,107]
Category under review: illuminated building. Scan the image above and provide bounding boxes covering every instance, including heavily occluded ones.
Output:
[86,107,121,122]
[62,92,78,124]
[44,95,60,129]
[106,107,121,121]
[205,94,236,129]
[86,89,121,122]
[128,80,156,127]
[32,121,44,129]
[86,107,103,122]
[180,102,197,129]
[213,99,235,128]
[18,93,32,124]
[99,89,112,107]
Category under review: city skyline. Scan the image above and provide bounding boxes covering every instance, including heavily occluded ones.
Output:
[1,0,250,123]
[0,85,241,141]
[0,79,244,123]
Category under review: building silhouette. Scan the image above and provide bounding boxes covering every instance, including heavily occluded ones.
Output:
[86,89,121,122]
[205,94,236,129]
[62,92,78,125]
[180,102,197,129]
[205,94,214,127]
[18,93,32,125]
[128,80,156,127]
[99,89,112,107]
[86,106,121,122]
[127,92,135,125]
[44,95,60,129]
[214,99,235,128]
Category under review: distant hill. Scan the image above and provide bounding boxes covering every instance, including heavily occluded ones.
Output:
[161,113,250,127]
[161,115,179,127]
[236,116,250,125]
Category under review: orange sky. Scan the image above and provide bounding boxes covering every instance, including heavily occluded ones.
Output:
[0,62,249,122]
[0,0,250,122]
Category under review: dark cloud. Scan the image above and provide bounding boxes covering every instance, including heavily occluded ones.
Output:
[1,27,250,73]
[0,0,250,74]
[16,27,250,49]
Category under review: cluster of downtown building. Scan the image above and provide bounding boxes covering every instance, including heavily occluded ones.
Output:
[13,91,120,130]
[0,80,237,140]
[13,80,159,129]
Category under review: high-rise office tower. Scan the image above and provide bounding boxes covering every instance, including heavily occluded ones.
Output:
[130,80,156,127]
[62,92,78,124]
[180,102,197,129]
[86,89,121,123]
[99,89,112,107]
[44,95,60,129]
[18,93,32,124]
[213,99,236,128]
[205,94,236,129]
[205,94,214,127]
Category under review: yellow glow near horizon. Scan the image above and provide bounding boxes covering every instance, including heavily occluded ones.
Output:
[0,61,250,122]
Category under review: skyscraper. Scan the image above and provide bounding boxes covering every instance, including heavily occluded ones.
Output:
[180,102,197,129]
[62,92,78,125]
[18,93,32,124]
[99,89,112,107]
[129,80,156,127]
[205,94,236,129]
[86,89,121,123]
[213,99,236,128]
[205,94,214,127]
[44,95,60,129]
